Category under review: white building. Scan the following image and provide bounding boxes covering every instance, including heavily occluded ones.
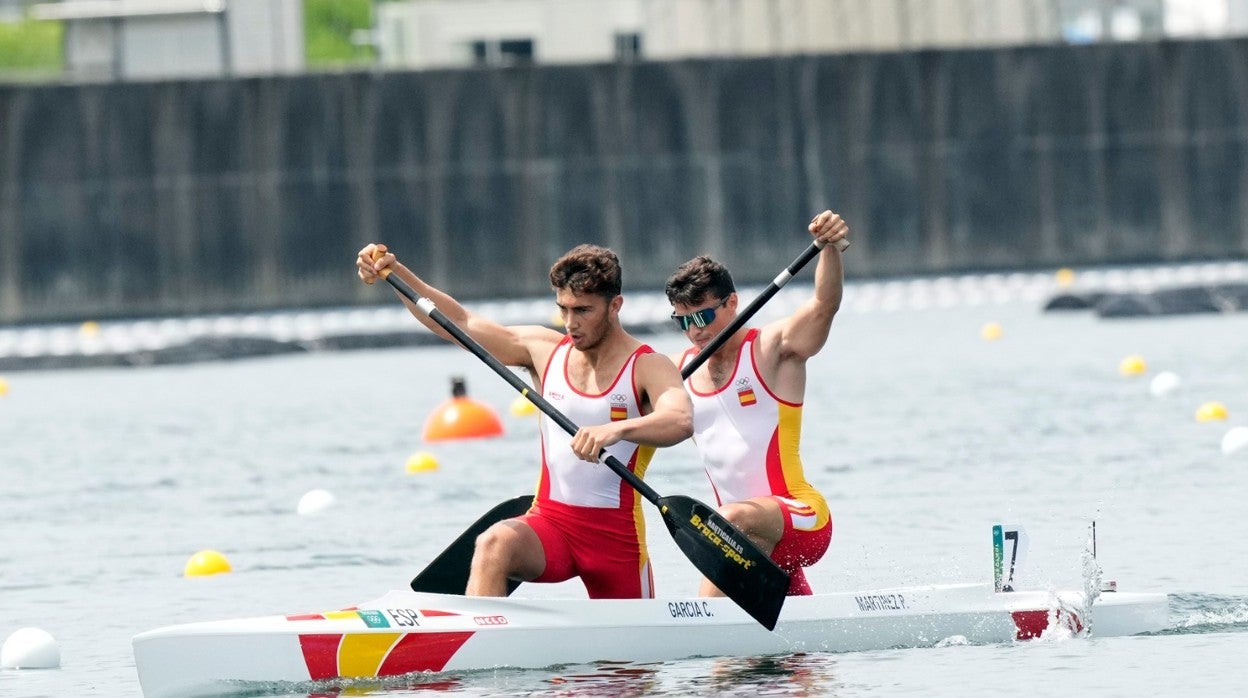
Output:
[30,0,304,81]
[376,0,1248,70]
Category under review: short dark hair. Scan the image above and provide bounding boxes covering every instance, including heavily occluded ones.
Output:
[665,255,735,307]
[549,244,622,299]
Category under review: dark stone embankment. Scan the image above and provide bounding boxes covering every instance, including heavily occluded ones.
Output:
[1045,282,1248,318]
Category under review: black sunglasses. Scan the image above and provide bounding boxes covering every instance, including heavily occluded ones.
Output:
[671,300,727,331]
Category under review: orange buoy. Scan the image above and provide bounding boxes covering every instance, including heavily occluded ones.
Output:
[422,377,505,442]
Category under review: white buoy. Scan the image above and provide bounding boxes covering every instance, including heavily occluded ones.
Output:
[1148,371,1181,397]
[1222,427,1248,456]
[1,627,60,669]
[297,489,335,515]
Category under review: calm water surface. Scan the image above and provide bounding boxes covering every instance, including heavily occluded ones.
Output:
[3,298,1248,696]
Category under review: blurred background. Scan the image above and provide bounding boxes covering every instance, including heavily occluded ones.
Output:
[1,0,1246,324]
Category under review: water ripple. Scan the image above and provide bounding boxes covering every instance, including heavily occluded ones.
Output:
[1161,592,1248,635]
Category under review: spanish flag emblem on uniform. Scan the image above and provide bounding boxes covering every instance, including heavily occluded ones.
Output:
[610,404,628,421]
[737,388,757,406]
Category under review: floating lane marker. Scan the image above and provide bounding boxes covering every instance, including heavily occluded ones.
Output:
[1,627,60,669]
[422,377,504,442]
[1222,427,1248,455]
[297,489,336,515]
[1118,355,1147,377]
[405,451,439,474]
[1149,371,1180,397]
[184,550,232,577]
[510,395,538,417]
[1196,401,1229,422]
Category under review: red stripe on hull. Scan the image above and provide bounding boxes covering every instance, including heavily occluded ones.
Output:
[1012,609,1084,640]
[377,631,476,675]
[298,634,343,680]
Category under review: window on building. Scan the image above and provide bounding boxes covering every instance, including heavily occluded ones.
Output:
[470,38,534,67]
[614,32,641,61]
[499,39,533,64]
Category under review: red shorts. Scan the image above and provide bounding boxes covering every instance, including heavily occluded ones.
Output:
[769,496,832,596]
[518,499,654,599]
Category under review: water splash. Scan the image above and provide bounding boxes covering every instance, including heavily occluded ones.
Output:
[1077,522,1103,636]
[935,635,970,648]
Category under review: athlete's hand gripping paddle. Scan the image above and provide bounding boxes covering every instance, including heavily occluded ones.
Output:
[376,266,789,631]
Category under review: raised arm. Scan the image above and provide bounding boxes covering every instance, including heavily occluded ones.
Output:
[357,243,560,370]
[764,210,849,362]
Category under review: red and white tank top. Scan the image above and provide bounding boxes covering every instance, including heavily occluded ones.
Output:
[680,329,829,529]
[537,336,656,509]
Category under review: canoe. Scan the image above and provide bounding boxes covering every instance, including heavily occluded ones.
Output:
[132,581,1167,697]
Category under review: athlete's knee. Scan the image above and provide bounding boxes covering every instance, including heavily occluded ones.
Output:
[473,524,519,568]
[716,502,751,527]
[717,501,767,535]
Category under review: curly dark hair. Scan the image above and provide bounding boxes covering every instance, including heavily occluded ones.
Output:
[549,244,622,299]
[665,255,736,307]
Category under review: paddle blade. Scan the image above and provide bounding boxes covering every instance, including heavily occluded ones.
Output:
[659,495,789,630]
[410,495,533,596]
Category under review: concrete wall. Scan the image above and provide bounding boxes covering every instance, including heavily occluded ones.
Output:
[2,39,1247,323]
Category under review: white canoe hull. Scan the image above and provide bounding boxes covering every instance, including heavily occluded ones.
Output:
[133,582,1167,697]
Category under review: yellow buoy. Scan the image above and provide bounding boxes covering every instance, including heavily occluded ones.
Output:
[184,549,232,577]
[0,377,9,397]
[1195,401,1228,422]
[1055,268,1076,287]
[1118,355,1147,377]
[79,321,101,338]
[550,310,565,328]
[979,322,1003,341]
[405,451,440,473]
[510,395,538,417]
[421,377,504,442]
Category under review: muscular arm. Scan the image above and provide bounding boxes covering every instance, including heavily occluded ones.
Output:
[625,352,694,446]
[762,211,848,363]
[569,352,693,460]
[357,244,561,370]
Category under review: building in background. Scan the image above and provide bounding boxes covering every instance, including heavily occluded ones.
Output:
[375,0,1248,70]
[0,0,24,20]
[29,0,304,80]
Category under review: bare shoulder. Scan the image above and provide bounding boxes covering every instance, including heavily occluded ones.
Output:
[635,350,683,381]
[666,349,687,368]
[511,324,565,345]
[755,320,796,366]
[503,324,566,369]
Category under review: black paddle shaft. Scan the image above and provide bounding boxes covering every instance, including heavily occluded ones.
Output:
[381,272,789,630]
[680,238,844,379]
[385,279,663,504]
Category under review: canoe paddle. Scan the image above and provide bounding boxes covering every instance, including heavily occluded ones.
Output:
[410,495,533,595]
[377,269,789,631]
[680,235,847,379]
[407,234,844,601]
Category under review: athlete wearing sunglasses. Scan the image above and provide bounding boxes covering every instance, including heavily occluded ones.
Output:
[670,299,728,331]
[664,209,849,599]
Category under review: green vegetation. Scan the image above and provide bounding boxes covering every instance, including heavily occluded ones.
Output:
[304,0,376,68]
[0,17,62,73]
[0,1,375,78]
